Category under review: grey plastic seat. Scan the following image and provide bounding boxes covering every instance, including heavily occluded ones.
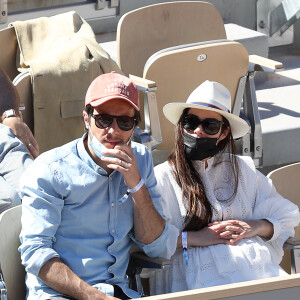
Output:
[0,205,26,300]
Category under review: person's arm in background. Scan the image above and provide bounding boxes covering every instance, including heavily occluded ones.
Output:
[3,117,39,158]
[0,176,21,213]
[0,122,32,211]
[0,67,39,158]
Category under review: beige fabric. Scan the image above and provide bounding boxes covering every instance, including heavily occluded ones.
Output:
[10,11,121,153]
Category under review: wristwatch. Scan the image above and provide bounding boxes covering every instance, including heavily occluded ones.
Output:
[1,109,21,122]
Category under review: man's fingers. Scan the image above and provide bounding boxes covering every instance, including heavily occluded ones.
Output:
[27,143,39,159]
[27,135,39,158]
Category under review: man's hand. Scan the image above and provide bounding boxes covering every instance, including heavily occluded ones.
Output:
[100,142,165,245]
[100,142,141,189]
[3,117,39,158]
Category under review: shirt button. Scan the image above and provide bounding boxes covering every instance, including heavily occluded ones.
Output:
[109,177,113,181]
[112,229,115,234]
[108,267,112,272]
[111,202,115,207]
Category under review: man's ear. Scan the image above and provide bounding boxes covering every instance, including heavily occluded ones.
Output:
[83,110,89,129]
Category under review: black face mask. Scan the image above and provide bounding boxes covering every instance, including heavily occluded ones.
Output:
[183,131,221,161]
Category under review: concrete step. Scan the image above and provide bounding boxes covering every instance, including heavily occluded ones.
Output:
[256,52,300,173]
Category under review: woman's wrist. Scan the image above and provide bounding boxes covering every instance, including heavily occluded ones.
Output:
[248,219,274,239]
[258,219,274,239]
[186,231,201,247]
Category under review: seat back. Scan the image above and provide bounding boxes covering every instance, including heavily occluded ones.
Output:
[0,205,26,300]
[117,1,226,77]
[0,27,18,81]
[267,162,300,240]
[267,162,300,274]
[143,40,249,154]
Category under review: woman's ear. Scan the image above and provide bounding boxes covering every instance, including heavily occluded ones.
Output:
[218,126,230,142]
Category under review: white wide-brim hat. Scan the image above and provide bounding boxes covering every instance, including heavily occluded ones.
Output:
[163,80,249,139]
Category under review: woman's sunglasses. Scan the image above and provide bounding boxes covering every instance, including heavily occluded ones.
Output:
[182,114,223,135]
[91,113,136,131]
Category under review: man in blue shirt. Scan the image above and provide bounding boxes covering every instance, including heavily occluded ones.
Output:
[19,72,168,300]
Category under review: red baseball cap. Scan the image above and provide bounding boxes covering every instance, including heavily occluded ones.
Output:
[85,72,139,111]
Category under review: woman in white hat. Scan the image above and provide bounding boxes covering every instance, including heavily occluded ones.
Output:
[149,80,300,295]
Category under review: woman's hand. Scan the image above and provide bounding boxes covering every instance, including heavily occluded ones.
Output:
[182,225,232,248]
[208,219,274,245]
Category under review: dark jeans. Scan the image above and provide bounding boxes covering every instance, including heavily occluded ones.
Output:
[113,285,129,299]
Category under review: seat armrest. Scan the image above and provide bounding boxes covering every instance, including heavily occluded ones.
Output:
[127,252,171,296]
[248,55,283,72]
[283,237,300,274]
[128,75,162,150]
[284,237,300,246]
[129,75,156,90]
[130,251,171,269]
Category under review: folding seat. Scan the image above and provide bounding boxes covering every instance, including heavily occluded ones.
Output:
[0,205,25,300]
[267,162,300,274]
[116,1,283,166]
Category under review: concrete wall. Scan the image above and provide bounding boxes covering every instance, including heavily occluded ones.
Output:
[3,0,300,51]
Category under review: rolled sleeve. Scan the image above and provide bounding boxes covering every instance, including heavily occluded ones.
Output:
[130,223,169,258]
[264,217,281,242]
[19,242,59,276]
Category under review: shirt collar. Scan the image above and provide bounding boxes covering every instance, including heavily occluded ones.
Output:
[76,132,108,176]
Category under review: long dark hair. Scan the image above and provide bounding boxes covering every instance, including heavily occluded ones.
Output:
[0,68,20,115]
[168,109,239,231]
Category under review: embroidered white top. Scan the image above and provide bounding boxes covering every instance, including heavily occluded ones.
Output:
[149,154,300,295]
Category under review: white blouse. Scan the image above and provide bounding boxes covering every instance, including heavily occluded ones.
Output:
[149,154,300,295]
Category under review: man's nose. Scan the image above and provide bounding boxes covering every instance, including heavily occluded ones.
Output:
[107,119,120,133]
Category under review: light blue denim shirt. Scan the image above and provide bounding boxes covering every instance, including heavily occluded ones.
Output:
[0,123,32,213]
[19,134,168,299]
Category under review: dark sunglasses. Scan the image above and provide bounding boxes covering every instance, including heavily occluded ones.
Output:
[182,114,223,135]
[91,113,136,131]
